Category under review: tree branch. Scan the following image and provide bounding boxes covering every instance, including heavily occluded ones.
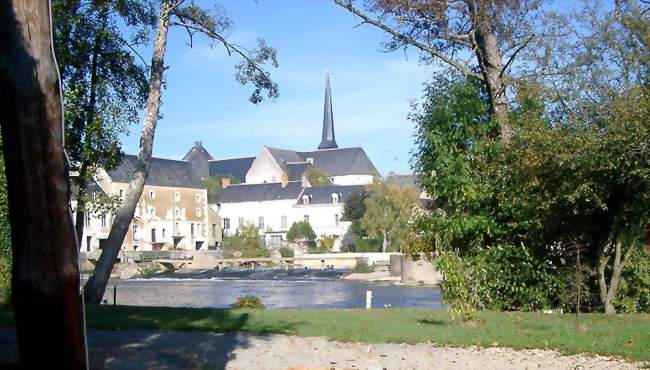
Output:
[333,0,483,81]
[500,34,534,77]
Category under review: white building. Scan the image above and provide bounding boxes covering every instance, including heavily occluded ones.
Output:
[183,74,380,249]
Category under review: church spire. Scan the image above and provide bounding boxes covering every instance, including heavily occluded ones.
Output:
[318,73,338,150]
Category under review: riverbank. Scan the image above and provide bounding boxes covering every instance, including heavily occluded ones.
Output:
[1,305,649,363]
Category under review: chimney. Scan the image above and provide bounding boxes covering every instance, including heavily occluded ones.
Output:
[281,172,289,188]
[221,177,230,188]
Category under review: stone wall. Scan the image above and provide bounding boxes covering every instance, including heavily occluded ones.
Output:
[393,255,442,285]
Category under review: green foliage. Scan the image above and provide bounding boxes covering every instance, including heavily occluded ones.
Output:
[352,261,374,274]
[350,237,381,253]
[231,295,265,309]
[435,251,482,324]
[362,182,419,252]
[303,168,332,187]
[342,190,368,238]
[278,246,294,258]
[286,221,316,243]
[319,236,335,251]
[203,175,240,203]
[617,248,650,313]
[222,224,269,258]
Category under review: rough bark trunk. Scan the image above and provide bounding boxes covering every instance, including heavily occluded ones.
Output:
[0,1,88,368]
[74,163,88,244]
[382,232,388,253]
[83,0,172,304]
[597,252,610,306]
[468,1,510,144]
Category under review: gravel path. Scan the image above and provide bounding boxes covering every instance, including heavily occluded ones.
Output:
[0,328,642,369]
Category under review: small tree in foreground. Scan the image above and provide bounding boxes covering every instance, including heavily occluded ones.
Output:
[304,167,332,187]
[287,221,316,243]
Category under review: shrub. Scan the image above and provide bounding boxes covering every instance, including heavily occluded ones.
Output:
[616,247,650,313]
[435,251,483,324]
[353,261,374,273]
[279,246,294,258]
[286,221,316,242]
[222,224,269,258]
[320,236,335,251]
[303,168,331,187]
[231,295,265,309]
[351,237,381,252]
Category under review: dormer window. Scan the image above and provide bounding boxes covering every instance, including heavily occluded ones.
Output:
[175,192,180,201]
[302,195,310,205]
[195,194,200,203]
[331,193,339,203]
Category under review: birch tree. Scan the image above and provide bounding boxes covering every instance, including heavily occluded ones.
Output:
[83,0,279,303]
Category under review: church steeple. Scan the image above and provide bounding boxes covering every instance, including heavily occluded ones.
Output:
[318,73,338,150]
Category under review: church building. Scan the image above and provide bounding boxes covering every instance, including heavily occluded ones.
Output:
[183,74,380,249]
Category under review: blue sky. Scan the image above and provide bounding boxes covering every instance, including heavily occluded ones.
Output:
[121,0,432,175]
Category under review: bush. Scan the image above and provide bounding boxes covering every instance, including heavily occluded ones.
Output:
[231,295,265,309]
[286,221,316,242]
[353,261,374,273]
[616,247,650,313]
[351,237,381,252]
[222,224,269,258]
[279,246,294,258]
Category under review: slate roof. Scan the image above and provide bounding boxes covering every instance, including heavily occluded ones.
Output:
[286,162,311,181]
[298,185,365,205]
[263,146,379,178]
[71,179,106,197]
[385,173,423,193]
[299,147,379,177]
[216,181,304,203]
[108,155,206,189]
[208,157,256,183]
[183,141,214,179]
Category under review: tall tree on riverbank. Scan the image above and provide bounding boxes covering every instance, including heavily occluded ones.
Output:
[83,0,279,304]
[52,0,155,242]
[0,1,87,367]
[333,0,546,144]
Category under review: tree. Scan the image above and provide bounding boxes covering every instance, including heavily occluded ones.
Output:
[0,144,11,304]
[52,0,155,243]
[304,167,332,187]
[333,0,546,144]
[342,190,368,238]
[287,221,317,243]
[362,182,419,253]
[84,0,279,304]
[0,1,87,367]
[204,175,240,203]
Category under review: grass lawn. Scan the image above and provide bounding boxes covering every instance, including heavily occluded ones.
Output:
[1,305,648,361]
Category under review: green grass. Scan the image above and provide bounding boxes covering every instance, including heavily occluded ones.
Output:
[1,305,649,361]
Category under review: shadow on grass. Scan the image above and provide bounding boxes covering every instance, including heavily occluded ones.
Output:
[417,318,447,326]
[1,305,297,370]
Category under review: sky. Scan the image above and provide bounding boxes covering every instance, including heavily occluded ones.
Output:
[121,0,433,175]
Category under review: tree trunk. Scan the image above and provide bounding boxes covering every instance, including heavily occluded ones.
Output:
[382,232,388,253]
[597,252,610,307]
[468,1,510,144]
[604,238,634,314]
[74,162,88,244]
[83,0,172,304]
[0,1,88,368]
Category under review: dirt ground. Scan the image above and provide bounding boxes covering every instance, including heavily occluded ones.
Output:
[1,328,644,370]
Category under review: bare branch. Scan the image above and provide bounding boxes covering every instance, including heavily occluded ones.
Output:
[500,34,534,77]
[333,0,483,81]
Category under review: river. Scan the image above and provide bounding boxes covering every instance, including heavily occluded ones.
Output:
[100,268,443,309]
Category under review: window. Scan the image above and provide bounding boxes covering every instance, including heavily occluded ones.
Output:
[195,194,201,203]
[175,222,179,234]
[302,195,310,205]
[149,207,155,217]
[223,218,230,230]
[84,214,90,226]
[175,192,180,201]
[258,216,264,229]
[151,228,156,243]
[332,193,339,203]
[175,209,180,217]
[211,224,217,238]
[119,189,124,199]
[335,214,339,226]
[100,214,106,228]
[270,235,282,247]
[195,208,201,217]
[191,223,195,237]
[132,225,138,241]
[162,229,166,238]
[281,215,287,229]
[304,215,309,223]
[149,190,155,199]
[238,217,244,228]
